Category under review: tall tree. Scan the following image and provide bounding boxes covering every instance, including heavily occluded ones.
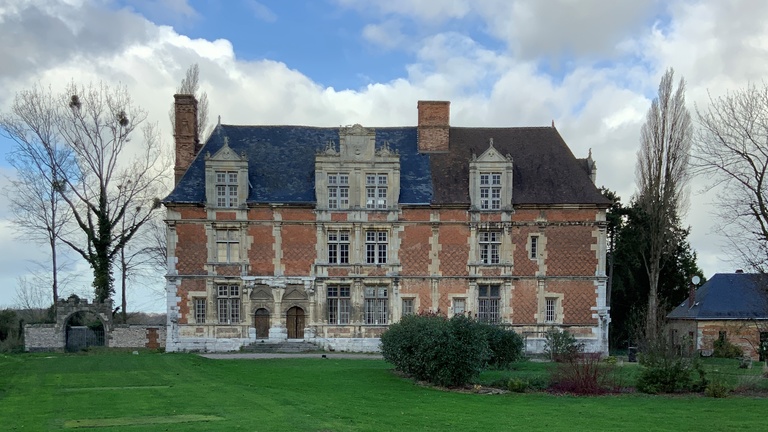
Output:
[1,84,76,307]
[169,63,210,141]
[635,68,693,334]
[54,81,166,302]
[695,83,768,271]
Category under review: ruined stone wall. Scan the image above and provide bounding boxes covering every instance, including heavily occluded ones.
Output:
[24,325,61,352]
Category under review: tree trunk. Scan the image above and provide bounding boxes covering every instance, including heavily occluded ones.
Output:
[121,247,127,324]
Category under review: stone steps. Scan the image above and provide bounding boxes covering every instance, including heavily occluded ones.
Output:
[241,341,321,353]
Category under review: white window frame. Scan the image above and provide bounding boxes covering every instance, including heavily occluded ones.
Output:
[217,284,241,324]
[545,297,556,323]
[479,172,501,210]
[479,231,501,264]
[327,230,350,264]
[328,173,350,209]
[530,235,539,260]
[365,286,388,325]
[366,174,388,209]
[402,298,415,316]
[327,285,351,325]
[365,230,388,264]
[215,171,239,208]
[216,229,240,263]
[452,298,466,316]
[194,298,206,324]
[478,285,500,323]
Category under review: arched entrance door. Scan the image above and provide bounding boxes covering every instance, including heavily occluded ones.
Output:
[286,306,305,339]
[65,311,106,352]
[254,308,270,339]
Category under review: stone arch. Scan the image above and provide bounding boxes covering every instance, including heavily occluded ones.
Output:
[55,297,114,349]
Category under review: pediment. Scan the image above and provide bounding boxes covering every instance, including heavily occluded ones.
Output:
[476,142,510,163]
[283,286,308,301]
[339,124,376,161]
[250,286,274,301]
[206,137,247,162]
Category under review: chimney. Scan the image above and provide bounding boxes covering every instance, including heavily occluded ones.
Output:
[688,282,696,308]
[417,101,450,153]
[174,94,200,185]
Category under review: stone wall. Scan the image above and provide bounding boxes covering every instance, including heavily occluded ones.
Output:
[111,325,166,349]
[24,325,61,352]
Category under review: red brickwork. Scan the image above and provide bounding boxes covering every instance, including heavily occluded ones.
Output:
[281,225,316,275]
[417,101,450,153]
[549,279,597,325]
[248,225,274,274]
[438,225,470,276]
[400,225,431,276]
[546,226,597,276]
[512,280,538,323]
[177,279,205,324]
[175,223,207,275]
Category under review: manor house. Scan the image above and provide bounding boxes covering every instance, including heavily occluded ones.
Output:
[164,96,610,353]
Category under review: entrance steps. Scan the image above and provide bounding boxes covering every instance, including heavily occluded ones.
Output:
[240,340,321,353]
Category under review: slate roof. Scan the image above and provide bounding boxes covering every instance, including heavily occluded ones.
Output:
[165,124,609,207]
[667,273,768,320]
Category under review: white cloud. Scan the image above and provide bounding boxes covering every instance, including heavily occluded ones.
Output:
[246,0,277,22]
[2,0,768,309]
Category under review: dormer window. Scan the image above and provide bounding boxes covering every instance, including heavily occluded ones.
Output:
[328,173,349,209]
[469,138,513,211]
[205,137,248,209]
[215,171,239,207]
[480,173,502,210]
[366,174,388,209]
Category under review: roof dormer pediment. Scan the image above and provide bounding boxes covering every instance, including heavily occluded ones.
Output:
[475,138,511,163]
[206,137,247,162]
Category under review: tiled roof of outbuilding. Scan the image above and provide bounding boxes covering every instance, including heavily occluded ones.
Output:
[164,124,609,207]
[667,273,768,320]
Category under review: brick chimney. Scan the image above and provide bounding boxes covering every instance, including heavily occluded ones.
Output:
[174,94,200,185]
[417,101,450,153]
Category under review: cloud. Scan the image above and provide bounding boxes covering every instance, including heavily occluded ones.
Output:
[2,0,768,310]
[246,0,277,23]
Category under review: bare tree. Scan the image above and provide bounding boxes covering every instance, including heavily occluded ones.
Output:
[694,83,768,271]
[55,81,168,303]
[1,84,76,307]
[169,63,209,141]
[635,68,693,335]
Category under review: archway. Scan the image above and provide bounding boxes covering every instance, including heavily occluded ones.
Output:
[64,311,106,352]
[286,306,305,339]
[254,308,270,339]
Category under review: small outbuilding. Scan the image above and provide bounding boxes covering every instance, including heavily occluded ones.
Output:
[667,272,768,361]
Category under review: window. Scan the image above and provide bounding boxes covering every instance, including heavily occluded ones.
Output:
[530,235,539,259]
[217,284,240,324]
[545,297,556,322]
[328,173,349,209]
[478,285,500,323]
[215,171,238,207]
[327,285,351,324]
[366,174,388,209]
[402,298,414,316]
[365,230,388,264]
[327,230,350,264]
[365,286,388,324]
[216,229,240,263]
[479,231,500,264]
[452,298,466,316]
[194,298,206,323]
[480,172,501,210]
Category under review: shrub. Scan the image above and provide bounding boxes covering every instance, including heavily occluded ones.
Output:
[507,378,528,393]
[636,356,706,394]
[481,324,524,368]
[381,314,490,387]
[713,338,743,359]
[544,328,583,362]
[705,375,732,398]
[550,353,620,395]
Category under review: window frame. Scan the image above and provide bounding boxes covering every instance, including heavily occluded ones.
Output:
[327,173,350,210]
[215,170,239,208]
[365,230,388,264]
[452,298,466,316]
[327,285,351,325]
[366,173,388,209]
[215,229,240,263]
[364,286,388,325]
[217,284,241,324]
[530,235,539,260]
[479,231,501,264]
[402,298,415,316]
[545,297,556,323]
[327,229,350,265]
[194,298,206,324]
[479,172,502,210]
[478,284,500,323]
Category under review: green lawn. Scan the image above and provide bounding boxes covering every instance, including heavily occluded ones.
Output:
[1,351,766,431]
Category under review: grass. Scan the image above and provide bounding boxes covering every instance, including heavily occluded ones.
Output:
[1,352,767,431]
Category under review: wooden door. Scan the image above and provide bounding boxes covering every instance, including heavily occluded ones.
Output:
[254,308,270,339]
[286,306,305,339]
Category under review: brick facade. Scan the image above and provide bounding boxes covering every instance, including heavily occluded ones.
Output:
[164,98,610,353]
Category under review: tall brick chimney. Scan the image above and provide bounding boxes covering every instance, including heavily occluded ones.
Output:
[174,94,200,185]
[417,100,450,153]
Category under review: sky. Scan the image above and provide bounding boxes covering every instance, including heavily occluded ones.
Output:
[1,0,766,312]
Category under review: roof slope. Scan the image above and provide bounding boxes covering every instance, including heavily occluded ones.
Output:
[165,124,608,207]
[667,273,768,320]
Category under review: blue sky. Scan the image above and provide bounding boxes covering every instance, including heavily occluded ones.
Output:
[1,0,768,311]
